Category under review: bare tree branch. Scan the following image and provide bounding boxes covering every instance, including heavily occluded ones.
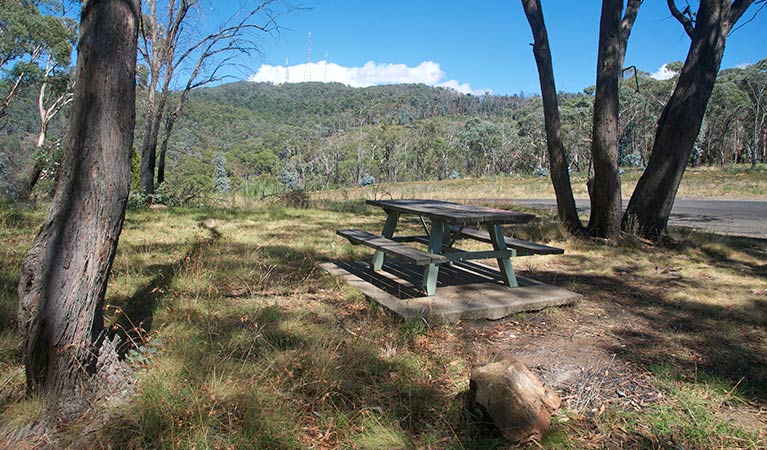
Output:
[139,0,295,187]
[730,0,764,33]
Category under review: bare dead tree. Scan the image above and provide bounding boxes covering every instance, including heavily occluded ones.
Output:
[137,0,192,196]
[14,61,74,201]
[138,0,285,196]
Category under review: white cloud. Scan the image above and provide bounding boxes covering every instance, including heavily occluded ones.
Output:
[650,64,677,80]
[437,79,491,95]
[249,60,491,95]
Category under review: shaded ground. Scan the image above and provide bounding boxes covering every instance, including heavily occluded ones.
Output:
[449,244,767,444]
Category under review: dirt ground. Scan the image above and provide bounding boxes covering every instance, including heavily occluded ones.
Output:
[450,283,767,440]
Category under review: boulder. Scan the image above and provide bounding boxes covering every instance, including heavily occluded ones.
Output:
[469,354,560,443]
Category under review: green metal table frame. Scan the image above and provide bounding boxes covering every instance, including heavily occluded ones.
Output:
[371,209,520,296]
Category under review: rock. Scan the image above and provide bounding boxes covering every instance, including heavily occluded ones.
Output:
[149,203,168,210]
[469,353,560,443]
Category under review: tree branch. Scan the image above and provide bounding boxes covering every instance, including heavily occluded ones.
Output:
[729,0,757,24]
[667,0,695,38]
[620,0,643,49]
[730,0,767,34]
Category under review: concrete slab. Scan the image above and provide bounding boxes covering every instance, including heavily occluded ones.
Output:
[320,260,581,322]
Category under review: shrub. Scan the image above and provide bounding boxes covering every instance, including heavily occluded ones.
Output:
[0,153,18,202]
[621,150,643,168]
[127,191,148,210]
[279,189,310,208]
[358,173,375,186]
[534,165,549,177]
[130,146,141,191]
[152,182,180,207]
[213,153,231,194]
[278,168,301,190]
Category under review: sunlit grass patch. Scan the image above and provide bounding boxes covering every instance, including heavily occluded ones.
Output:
[0,394,44,430]
[0,206,46,329]
[312,165,767,203]
[599,367,764,449]
[350,414,410,450]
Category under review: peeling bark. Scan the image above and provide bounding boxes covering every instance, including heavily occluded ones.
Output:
[17,0,139,414]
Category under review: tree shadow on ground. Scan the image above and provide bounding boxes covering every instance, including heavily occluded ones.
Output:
[108,220,223,352]
[535,248,767,402]
[99,205,460,448]
[98,294,448,449]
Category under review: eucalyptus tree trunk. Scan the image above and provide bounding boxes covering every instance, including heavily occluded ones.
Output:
[15,73,73,202]
[155,104,177,185]
[521,0,584,234]
[624,0,755,239]
[17,0,139,413]
[588,0,640,240]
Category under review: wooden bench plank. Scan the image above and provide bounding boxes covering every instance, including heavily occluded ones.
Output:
[337,229,447,265]
[450,226,564,256]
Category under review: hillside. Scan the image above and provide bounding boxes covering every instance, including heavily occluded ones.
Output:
[3,62,765,201]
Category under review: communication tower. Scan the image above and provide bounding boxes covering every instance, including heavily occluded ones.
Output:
[304,32,312,81]
[324,52,328,82]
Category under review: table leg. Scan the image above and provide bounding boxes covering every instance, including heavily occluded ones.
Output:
[487,223,518,288]
[371,210,400,271]
[422,220,447,296]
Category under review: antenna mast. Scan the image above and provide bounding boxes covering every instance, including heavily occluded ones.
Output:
[324,52,328,82]
[304,32,312,81]
[285,57,289,83]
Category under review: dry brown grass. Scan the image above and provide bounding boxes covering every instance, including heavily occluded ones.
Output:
[0,187,765,448]
[312,164,767,203]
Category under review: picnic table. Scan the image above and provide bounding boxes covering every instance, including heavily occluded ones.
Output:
[337,199,564,296]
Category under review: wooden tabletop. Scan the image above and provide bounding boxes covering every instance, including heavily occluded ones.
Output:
[366,199,535,225]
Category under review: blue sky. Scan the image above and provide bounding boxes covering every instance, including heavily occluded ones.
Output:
[210,0,767,95]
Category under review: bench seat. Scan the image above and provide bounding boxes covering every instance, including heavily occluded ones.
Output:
[450,226,564,256]
[337,229,447,265]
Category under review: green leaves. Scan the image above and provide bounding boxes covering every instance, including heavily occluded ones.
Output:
[0,0,76,69]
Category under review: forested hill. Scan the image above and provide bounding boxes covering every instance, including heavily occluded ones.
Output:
[2,62,765,201]
[162,81,542,192]
[186,82,492,125]
[177,81,519,130]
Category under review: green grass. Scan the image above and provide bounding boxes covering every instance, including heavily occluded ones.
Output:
[597,367,763,449]
[0,171,766,448]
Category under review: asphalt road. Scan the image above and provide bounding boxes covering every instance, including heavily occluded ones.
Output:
[513,198,767,239]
